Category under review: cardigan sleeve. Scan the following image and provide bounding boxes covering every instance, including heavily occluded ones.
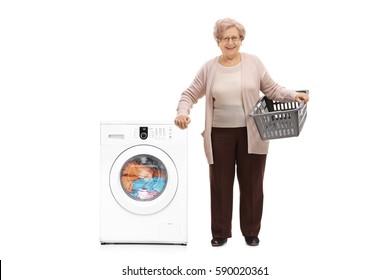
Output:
[176,65,207,116]
[258,59,297,103]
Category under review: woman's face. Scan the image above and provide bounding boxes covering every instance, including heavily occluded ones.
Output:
[218,27,241,59]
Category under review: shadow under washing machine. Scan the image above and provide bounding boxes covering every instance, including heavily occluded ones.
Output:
[100,122,187,245]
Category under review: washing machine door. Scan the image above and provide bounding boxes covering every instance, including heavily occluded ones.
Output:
[109,145,178,215]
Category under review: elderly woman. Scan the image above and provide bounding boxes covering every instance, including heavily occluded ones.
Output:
[175,18,309,247]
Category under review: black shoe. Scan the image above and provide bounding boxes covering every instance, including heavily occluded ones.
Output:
[211,238,227,247]
[245,236,259,246]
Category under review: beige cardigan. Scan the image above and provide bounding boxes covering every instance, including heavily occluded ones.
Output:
[176,52,297,164]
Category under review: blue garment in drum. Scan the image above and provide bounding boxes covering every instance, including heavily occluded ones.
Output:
[129,177,167,200]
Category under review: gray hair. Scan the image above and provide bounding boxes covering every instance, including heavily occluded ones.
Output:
[213,18,246,44]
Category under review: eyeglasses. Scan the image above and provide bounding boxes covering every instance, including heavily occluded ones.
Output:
[221,36,241,43]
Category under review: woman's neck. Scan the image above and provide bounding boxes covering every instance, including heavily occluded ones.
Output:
[219,53,241,67]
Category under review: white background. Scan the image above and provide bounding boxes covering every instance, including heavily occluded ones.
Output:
[1,0,389,279]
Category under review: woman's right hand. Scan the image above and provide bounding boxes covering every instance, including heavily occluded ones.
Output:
[174,115,191,129]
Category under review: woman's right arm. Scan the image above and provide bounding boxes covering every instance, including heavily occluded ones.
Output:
[175,67,207,129]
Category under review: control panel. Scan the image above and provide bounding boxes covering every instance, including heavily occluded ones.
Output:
[133,126,173,140]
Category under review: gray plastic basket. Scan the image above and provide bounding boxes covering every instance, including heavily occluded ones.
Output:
[250,90,309,140]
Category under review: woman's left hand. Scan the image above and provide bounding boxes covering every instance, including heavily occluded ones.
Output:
[295,92,310,104]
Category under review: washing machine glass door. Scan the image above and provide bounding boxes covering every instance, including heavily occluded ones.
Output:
[110,145,178,215]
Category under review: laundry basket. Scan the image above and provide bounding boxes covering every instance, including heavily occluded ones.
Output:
[250,90,309,140]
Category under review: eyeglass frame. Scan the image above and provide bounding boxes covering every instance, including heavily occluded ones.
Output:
[220,36,242,43]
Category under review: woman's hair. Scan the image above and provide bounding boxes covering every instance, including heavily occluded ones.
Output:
[213,18,246,44]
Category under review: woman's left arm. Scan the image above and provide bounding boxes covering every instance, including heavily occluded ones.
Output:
[260,69,299,102]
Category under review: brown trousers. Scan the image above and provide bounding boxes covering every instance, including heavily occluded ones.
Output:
[209,127,267,238]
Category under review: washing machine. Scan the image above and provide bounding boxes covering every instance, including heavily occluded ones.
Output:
[100,121,187,245]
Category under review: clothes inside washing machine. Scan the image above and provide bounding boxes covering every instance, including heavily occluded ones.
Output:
[120,154,168,201]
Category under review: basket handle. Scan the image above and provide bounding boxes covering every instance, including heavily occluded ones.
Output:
[296,89,310,95]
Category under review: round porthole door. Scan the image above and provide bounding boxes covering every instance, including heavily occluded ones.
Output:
[109,145,178,215]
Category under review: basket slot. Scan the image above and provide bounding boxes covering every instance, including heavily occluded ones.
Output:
[273,101,299,111]
[271,112,293,121]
